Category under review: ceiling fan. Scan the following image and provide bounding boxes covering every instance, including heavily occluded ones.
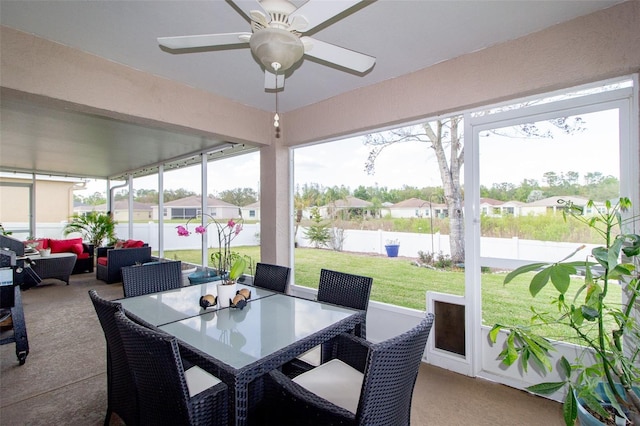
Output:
[157,0,376,91]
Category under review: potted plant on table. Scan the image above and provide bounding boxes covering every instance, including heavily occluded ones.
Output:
[489,198,640,425]
[177,215,249,306]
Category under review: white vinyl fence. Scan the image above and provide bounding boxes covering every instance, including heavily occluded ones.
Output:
[7,222,596,264]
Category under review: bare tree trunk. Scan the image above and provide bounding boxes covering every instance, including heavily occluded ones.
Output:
[426,118,465,264]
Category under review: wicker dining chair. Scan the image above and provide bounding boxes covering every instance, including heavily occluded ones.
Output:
[268,313,435,426]
[289,269,373,374]
[317,269,373,339]
[121,260,182,298]
[113,310,229,426]
[252,262,291,293]
[88,289,138,426]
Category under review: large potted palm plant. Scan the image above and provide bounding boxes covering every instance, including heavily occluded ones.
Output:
[490,198,640,425]
[63,211,117,248]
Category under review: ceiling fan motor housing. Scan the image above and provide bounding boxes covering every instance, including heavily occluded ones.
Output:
[249,28,304,73]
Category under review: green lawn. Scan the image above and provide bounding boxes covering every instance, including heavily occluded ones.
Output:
[160,246,621,342]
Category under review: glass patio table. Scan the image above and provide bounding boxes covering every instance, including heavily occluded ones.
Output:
[117,282,276,327]
[158,294,365,426]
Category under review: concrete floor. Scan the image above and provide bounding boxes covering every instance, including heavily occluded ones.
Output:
[0,272,564,425]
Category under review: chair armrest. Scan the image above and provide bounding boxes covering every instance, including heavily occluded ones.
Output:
[96,246,112,258]
[331,333,371,373]
[83,243,94,257]
[267,370,356,423]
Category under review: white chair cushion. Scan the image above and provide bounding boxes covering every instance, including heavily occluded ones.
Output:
[185,365,222,397]
[297,345,321,366]
[292,358,364,414]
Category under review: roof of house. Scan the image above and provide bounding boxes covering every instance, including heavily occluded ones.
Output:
[391,198,428,208]
[242,201,260,208]
[479,198,504,206]
[79,200,152,211]
[325,196,372,208]
[162,195,237,208]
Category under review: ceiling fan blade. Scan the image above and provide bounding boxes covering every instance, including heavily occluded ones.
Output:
[301,36,375,73]
[158,33,251,50]
[290,0,363,32]
[265,70,285,90]
[227,0,268,22]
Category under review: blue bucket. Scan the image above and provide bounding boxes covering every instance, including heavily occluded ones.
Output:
[385,244,400,257]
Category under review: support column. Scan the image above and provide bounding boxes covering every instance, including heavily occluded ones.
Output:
[259,139,291,266]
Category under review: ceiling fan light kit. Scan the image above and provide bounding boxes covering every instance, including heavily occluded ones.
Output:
[249,28,304,73]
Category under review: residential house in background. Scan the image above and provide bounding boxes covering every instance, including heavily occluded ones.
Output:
[74,199,153,221]
[387,198,448,219]
[320,196,373,220]
[479,198,526,217]
[241,201,260,221]
[153,195,241,221]
[518,196,597,217]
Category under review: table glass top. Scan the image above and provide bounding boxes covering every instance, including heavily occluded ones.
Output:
[159,294,359,369]
[118,283,275,326]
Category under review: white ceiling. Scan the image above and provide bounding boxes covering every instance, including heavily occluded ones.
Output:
[0,0,622,179]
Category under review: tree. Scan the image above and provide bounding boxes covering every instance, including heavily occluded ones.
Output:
[218,187,257,207]
[80,191,107,205]
[584,171,604,186]
[294,184,317,241]
[303,207,330,248]
[365,117,465,263]
[542,171,560,187]
[164,188,196,202]
[134,188,159,204]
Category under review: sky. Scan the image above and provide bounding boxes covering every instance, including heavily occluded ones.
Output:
[76,108,619,197]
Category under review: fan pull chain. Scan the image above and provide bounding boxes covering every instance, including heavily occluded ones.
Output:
[272,62,281,139]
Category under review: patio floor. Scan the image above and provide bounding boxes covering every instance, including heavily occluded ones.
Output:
[0,272,564,425]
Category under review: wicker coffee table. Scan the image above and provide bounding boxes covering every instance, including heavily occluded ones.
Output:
[28,252,77,285]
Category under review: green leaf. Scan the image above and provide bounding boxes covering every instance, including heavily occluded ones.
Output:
[581,305,599,321]
[570,306,584,326]
[558,356,572,378]
[609,263,634,280]
[600,383,626,419]
[563,388,577,426]
[504,332,519,366]
[530,268,551,297]
[581,393,610,420]
[228,257,247,281]
[520,348,530,373]
[504,263,547,284]
[527,381,565,395]
[526,334,555,352]
[592,246,609,269]
[622,234,640,257]
[488,324,501,343]
[521,335,552,371]
[549,264,573,294]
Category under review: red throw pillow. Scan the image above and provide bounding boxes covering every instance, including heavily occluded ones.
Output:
[49,238,83,254]
[124,239,144,248]
[70,243,84,256]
